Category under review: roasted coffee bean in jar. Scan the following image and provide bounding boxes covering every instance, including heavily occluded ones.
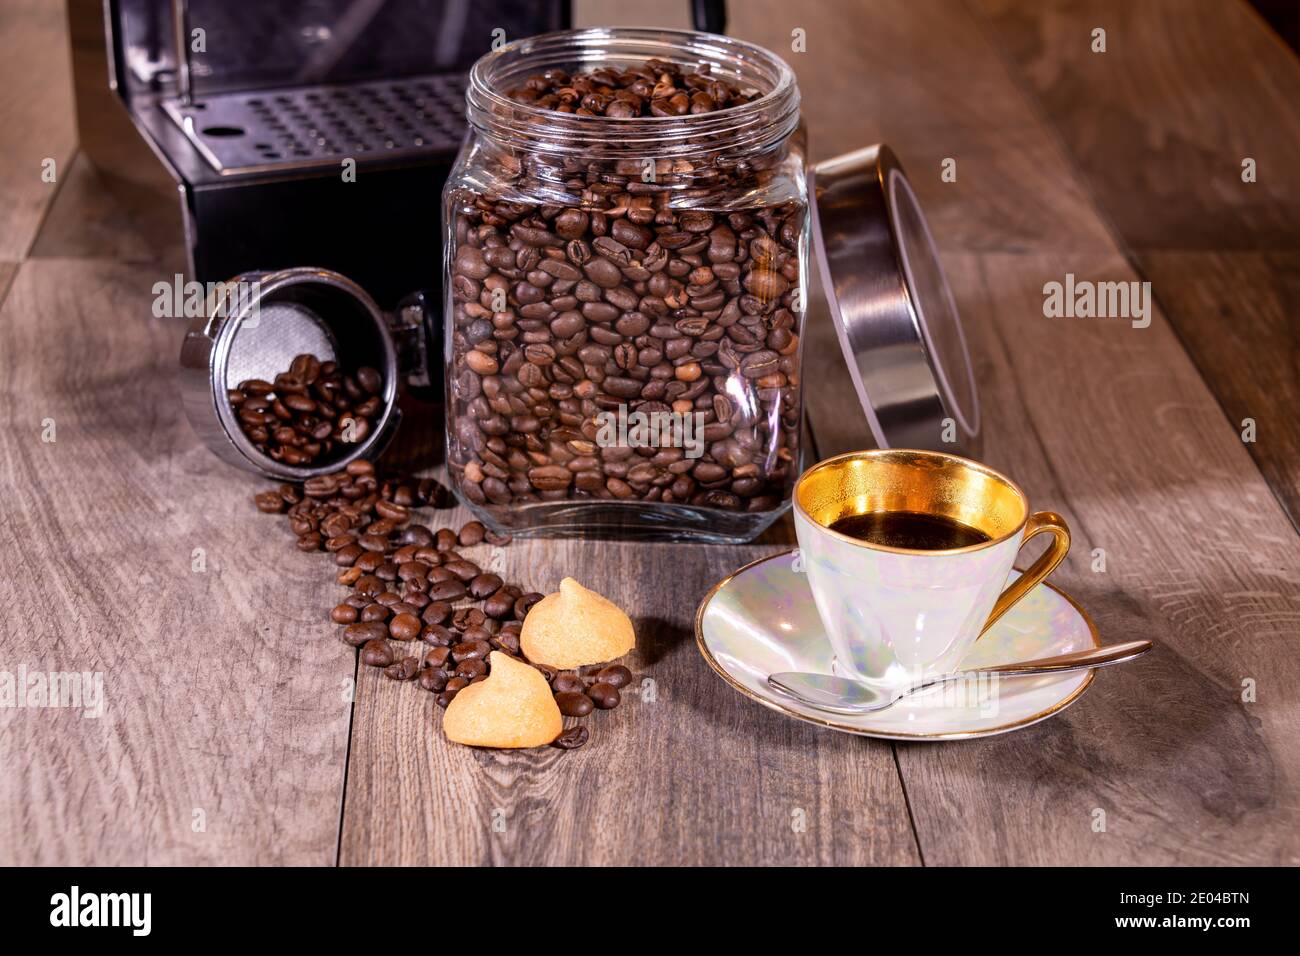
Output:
[444,29,808,542]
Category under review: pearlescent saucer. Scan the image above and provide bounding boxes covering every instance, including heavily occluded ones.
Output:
[695,550,1100,740]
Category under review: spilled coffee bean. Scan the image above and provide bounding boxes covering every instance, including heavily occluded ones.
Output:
[253,468,634,750]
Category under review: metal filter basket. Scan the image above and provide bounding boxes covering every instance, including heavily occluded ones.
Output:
[178,268,403,480]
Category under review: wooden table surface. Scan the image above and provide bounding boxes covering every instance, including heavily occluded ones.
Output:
[1,0,1297,866]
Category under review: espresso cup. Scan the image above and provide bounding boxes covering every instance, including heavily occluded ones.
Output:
[792,449,1070,689]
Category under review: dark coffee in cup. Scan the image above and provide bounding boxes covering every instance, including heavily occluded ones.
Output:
[828,512,992,551]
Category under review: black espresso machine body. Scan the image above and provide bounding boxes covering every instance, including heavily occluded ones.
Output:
[67,0,572,310]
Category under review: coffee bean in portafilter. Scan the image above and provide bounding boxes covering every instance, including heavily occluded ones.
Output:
[230,353,384,467]
[252,470,629,749]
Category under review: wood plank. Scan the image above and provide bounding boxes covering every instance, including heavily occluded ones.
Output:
[1140,251,1300,526]
[972,0,1300,251]
[0,262,17,308]
[725,0,1115,255]
[337,489,921,866]
[0,0,77,260]
[972,0,1300,525]
[890,251,1300,865]
[0,259,356,864]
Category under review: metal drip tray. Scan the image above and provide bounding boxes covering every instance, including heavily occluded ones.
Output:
[162,73,468,175]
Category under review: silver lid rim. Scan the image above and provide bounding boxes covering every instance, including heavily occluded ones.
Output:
[809,144,980,456]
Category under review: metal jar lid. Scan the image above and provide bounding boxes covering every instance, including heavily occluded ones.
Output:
[178,267,402,480]
[810,144,981,457]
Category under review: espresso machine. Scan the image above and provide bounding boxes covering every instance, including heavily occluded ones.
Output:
[67,0,727,309]
[66,0,578,308]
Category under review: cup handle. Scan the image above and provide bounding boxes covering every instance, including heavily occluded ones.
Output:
[978,510,1071,638]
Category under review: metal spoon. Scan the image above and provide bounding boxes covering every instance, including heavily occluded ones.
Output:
[767,640,1153,714]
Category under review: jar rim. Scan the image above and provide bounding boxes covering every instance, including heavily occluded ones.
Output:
[465,27,801,156]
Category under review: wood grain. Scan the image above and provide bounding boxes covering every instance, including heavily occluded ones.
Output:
[0,262,18,308]
[1138,252,1300,525]
[0,259,356,864]
[338,486,922,866]
[891,252,1300,865]
[973,0,1300,251]
[973,0,1300,528]
[0,0,77,260]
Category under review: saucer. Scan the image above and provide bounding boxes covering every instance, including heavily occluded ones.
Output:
[694,549,1101,740]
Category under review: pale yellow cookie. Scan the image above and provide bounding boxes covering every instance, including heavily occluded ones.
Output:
[519,577,635,670]
[442,651,563,749]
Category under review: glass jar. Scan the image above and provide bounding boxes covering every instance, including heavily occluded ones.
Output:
[443,28,807,542]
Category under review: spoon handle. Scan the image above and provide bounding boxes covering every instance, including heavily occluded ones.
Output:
[963,639,1153,678]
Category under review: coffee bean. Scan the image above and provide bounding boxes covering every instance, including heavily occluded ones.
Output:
[532,662,559,684]
[457,521,486,546]
[483,591,516,619]
[552,725,590,750]
[375,499,410,523]
[428,579,467,602]
[588,682,621,709]
[361,638,394,667]
[358,533,388,552]
[468,572,503,599]
[454,609,488,632]
[334,543,364,566]
[399,524,435,547]
[490,630,521,655]
[442,560,480,583]
[422,646,452,670]
[234,354,383,466]
[343,622,389,647]
[515,592,544,620]
[422,601,453,625]
[254,491,285,514]
[555,691,594,717]
[384,656,419,681]
[455,658,487,680]
[595,664,633,689]
[553,673,586,695]
[451,640,490,663]
[359,603,390,623]
[422,623,456,647]
[418,668,448,692]
[389,612,422,641]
